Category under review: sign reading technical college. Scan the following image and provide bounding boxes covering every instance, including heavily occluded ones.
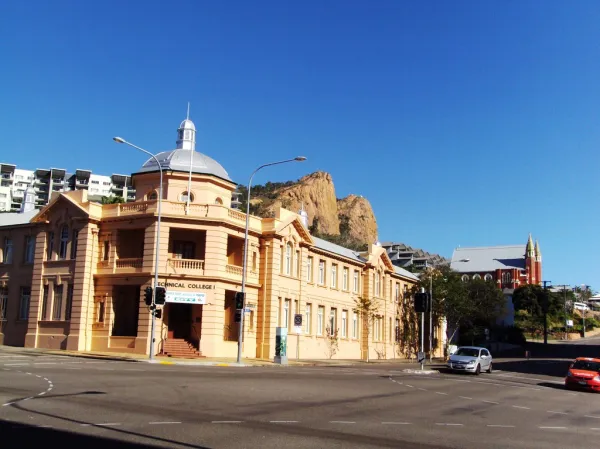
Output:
[165,291,207,305]
[158,281,214,290]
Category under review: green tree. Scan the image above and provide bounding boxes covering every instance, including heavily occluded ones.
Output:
[100,196,124,204]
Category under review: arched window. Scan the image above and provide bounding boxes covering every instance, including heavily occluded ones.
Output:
[59,225,69,260]
[473,274,481,281]
[502,272,512,285]
[484,273,493,282]
[147,191,158,201]
[375,271,381,297]
[285,243,294,275]
[461,274,469,282]
[179,191,194,202]
[215,197,223,205]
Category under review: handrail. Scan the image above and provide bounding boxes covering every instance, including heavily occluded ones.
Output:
[191,323,200,352]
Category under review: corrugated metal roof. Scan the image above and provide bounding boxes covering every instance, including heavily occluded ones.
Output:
[0,210,38,227]
[394,266,419,281]
[450,245,526,272]
[312,237,365,262]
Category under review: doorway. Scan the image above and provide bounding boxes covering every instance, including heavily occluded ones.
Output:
[167,304,192,339]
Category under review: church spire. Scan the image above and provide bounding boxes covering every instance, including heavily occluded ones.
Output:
[526,233,534,257]
[535,240,541,261]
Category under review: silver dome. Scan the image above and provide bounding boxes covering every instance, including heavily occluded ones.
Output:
[138,149,232,181]
[179,119,196,131]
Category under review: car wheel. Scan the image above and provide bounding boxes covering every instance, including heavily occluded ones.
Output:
[486,362,492,374]
[475,364,481,375]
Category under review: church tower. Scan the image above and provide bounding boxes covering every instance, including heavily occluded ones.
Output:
[534,240,542,286]
[176,104,196,151]
[525,234,535,284]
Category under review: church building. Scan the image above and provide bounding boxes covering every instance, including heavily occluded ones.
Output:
[0,115,425,361]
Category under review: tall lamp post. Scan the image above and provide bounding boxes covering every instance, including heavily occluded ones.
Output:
[237,156,307,364]
[113,137,163,360]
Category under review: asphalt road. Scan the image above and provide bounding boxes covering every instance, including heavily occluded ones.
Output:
[1,347,600,449]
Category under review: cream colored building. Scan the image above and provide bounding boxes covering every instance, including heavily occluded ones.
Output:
[0,117,426,361]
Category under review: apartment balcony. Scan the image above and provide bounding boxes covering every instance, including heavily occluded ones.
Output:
[96,257,144,274]
[116,257,143,270]
[43,260,75,276]
[226,264,243,277]
[167,258,205,275]
[52,178,64,185]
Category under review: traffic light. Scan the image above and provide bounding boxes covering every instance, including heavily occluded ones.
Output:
[154,309,162,319]
[235,291,245,310]
[144,287,153,306]
[234,310,242,323]
[414,293,430,313]
[155,287,166,305]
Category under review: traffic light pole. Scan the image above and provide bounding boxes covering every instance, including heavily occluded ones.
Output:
[421,311,425,371]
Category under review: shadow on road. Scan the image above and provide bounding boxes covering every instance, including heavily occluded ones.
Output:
[2,418,207,449]
[493,360,571,378]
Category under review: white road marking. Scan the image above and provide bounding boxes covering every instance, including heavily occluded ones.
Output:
[459,396,472,400]
[382,422,412,425]
[512,405,530,410]
[96,368,115,371]
[417,388,427,391]
[547,411,568,415]
[65,368,81,370]
[149,421,181,425]
[269,421,298,423]
[585,415,600,419]
[436,423,463,426]
[405,385,414,388]
[487,425,515,428]
[435,392,448,395]
[3,363,28,366]
[212,421,243,424]
[539,426,567,430]
[33,363,57,365]
[482,400,499,405]
[96,423,121,426]
[330,421,356,424]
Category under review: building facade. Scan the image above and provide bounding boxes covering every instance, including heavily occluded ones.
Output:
[449,235,543,325]
[0,163,136,212]
[0,117,424,360]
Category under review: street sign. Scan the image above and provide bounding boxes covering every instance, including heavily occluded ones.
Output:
[165,291,206,305]
[244,308,252,313]
[566,319,574,327]
[294,314,302,326]
[417,352,425,363]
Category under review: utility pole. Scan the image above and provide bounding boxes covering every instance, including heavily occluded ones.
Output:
[429,270,433,362]
[542,281,551,345]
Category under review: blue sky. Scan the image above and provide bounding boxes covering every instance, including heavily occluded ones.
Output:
[1,1,599,289]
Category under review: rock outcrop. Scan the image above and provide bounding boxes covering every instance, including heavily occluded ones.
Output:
[247,171,378,249]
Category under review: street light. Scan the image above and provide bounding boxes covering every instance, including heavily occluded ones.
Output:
[237,156,307,364]
[113,136,163,360]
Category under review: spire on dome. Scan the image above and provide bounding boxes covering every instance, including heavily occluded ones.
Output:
[298,203,309,228]
[526,233,534,257]
[176,103,196,151]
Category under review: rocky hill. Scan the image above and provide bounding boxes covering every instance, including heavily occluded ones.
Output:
[238,171,378,250]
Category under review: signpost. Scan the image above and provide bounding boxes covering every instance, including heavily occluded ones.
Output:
[293,314,302,360]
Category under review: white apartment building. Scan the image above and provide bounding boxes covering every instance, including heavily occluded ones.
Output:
[0,163,136,212]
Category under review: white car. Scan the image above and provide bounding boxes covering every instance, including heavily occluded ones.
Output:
[447,346,493,375]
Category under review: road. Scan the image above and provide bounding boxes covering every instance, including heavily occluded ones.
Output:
[1,347,600,449]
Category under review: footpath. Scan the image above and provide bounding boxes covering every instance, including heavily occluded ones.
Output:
[0,345,444,368]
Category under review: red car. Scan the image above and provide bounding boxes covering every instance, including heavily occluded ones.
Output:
[565,357,600,392]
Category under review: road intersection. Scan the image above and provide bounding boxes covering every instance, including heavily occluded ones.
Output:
[1,347,599,448]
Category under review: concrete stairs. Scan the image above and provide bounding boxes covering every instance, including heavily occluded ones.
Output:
[161,338,203,358]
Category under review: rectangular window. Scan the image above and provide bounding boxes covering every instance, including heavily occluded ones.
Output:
[3,238,13,264]
[53,285,63,320]
[103,240,110,261]
[65,284,73,321]
[341,310,347,338]
[389,317,393,343]
[24,236,35,264]
[318,260,325,285]
[352,312,358,339]
[0,286,8,320]
[305,303,312,334]
[307,257,313,282]
[41,285,49,320]
[317,306,324,336]
[19,287,31,321]
[59,227,68,260]
[252,252,257,271]
[353,270,359,293]
[295,250,300,278]
[329,308,337,333]
[374,317,380,341]
[342,267,349,291]
[70,230,79,259]
[97,300,105,323]
[285,244,292,275]
[173,241,194,259]
[375,273,381,297]
[395,283,400,302]
[331,264,337,288]
[395,318,400,342]
[283,299,290,328]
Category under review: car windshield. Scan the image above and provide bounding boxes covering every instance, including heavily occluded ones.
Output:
[454,348,479,357]
[572,360,600,372]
